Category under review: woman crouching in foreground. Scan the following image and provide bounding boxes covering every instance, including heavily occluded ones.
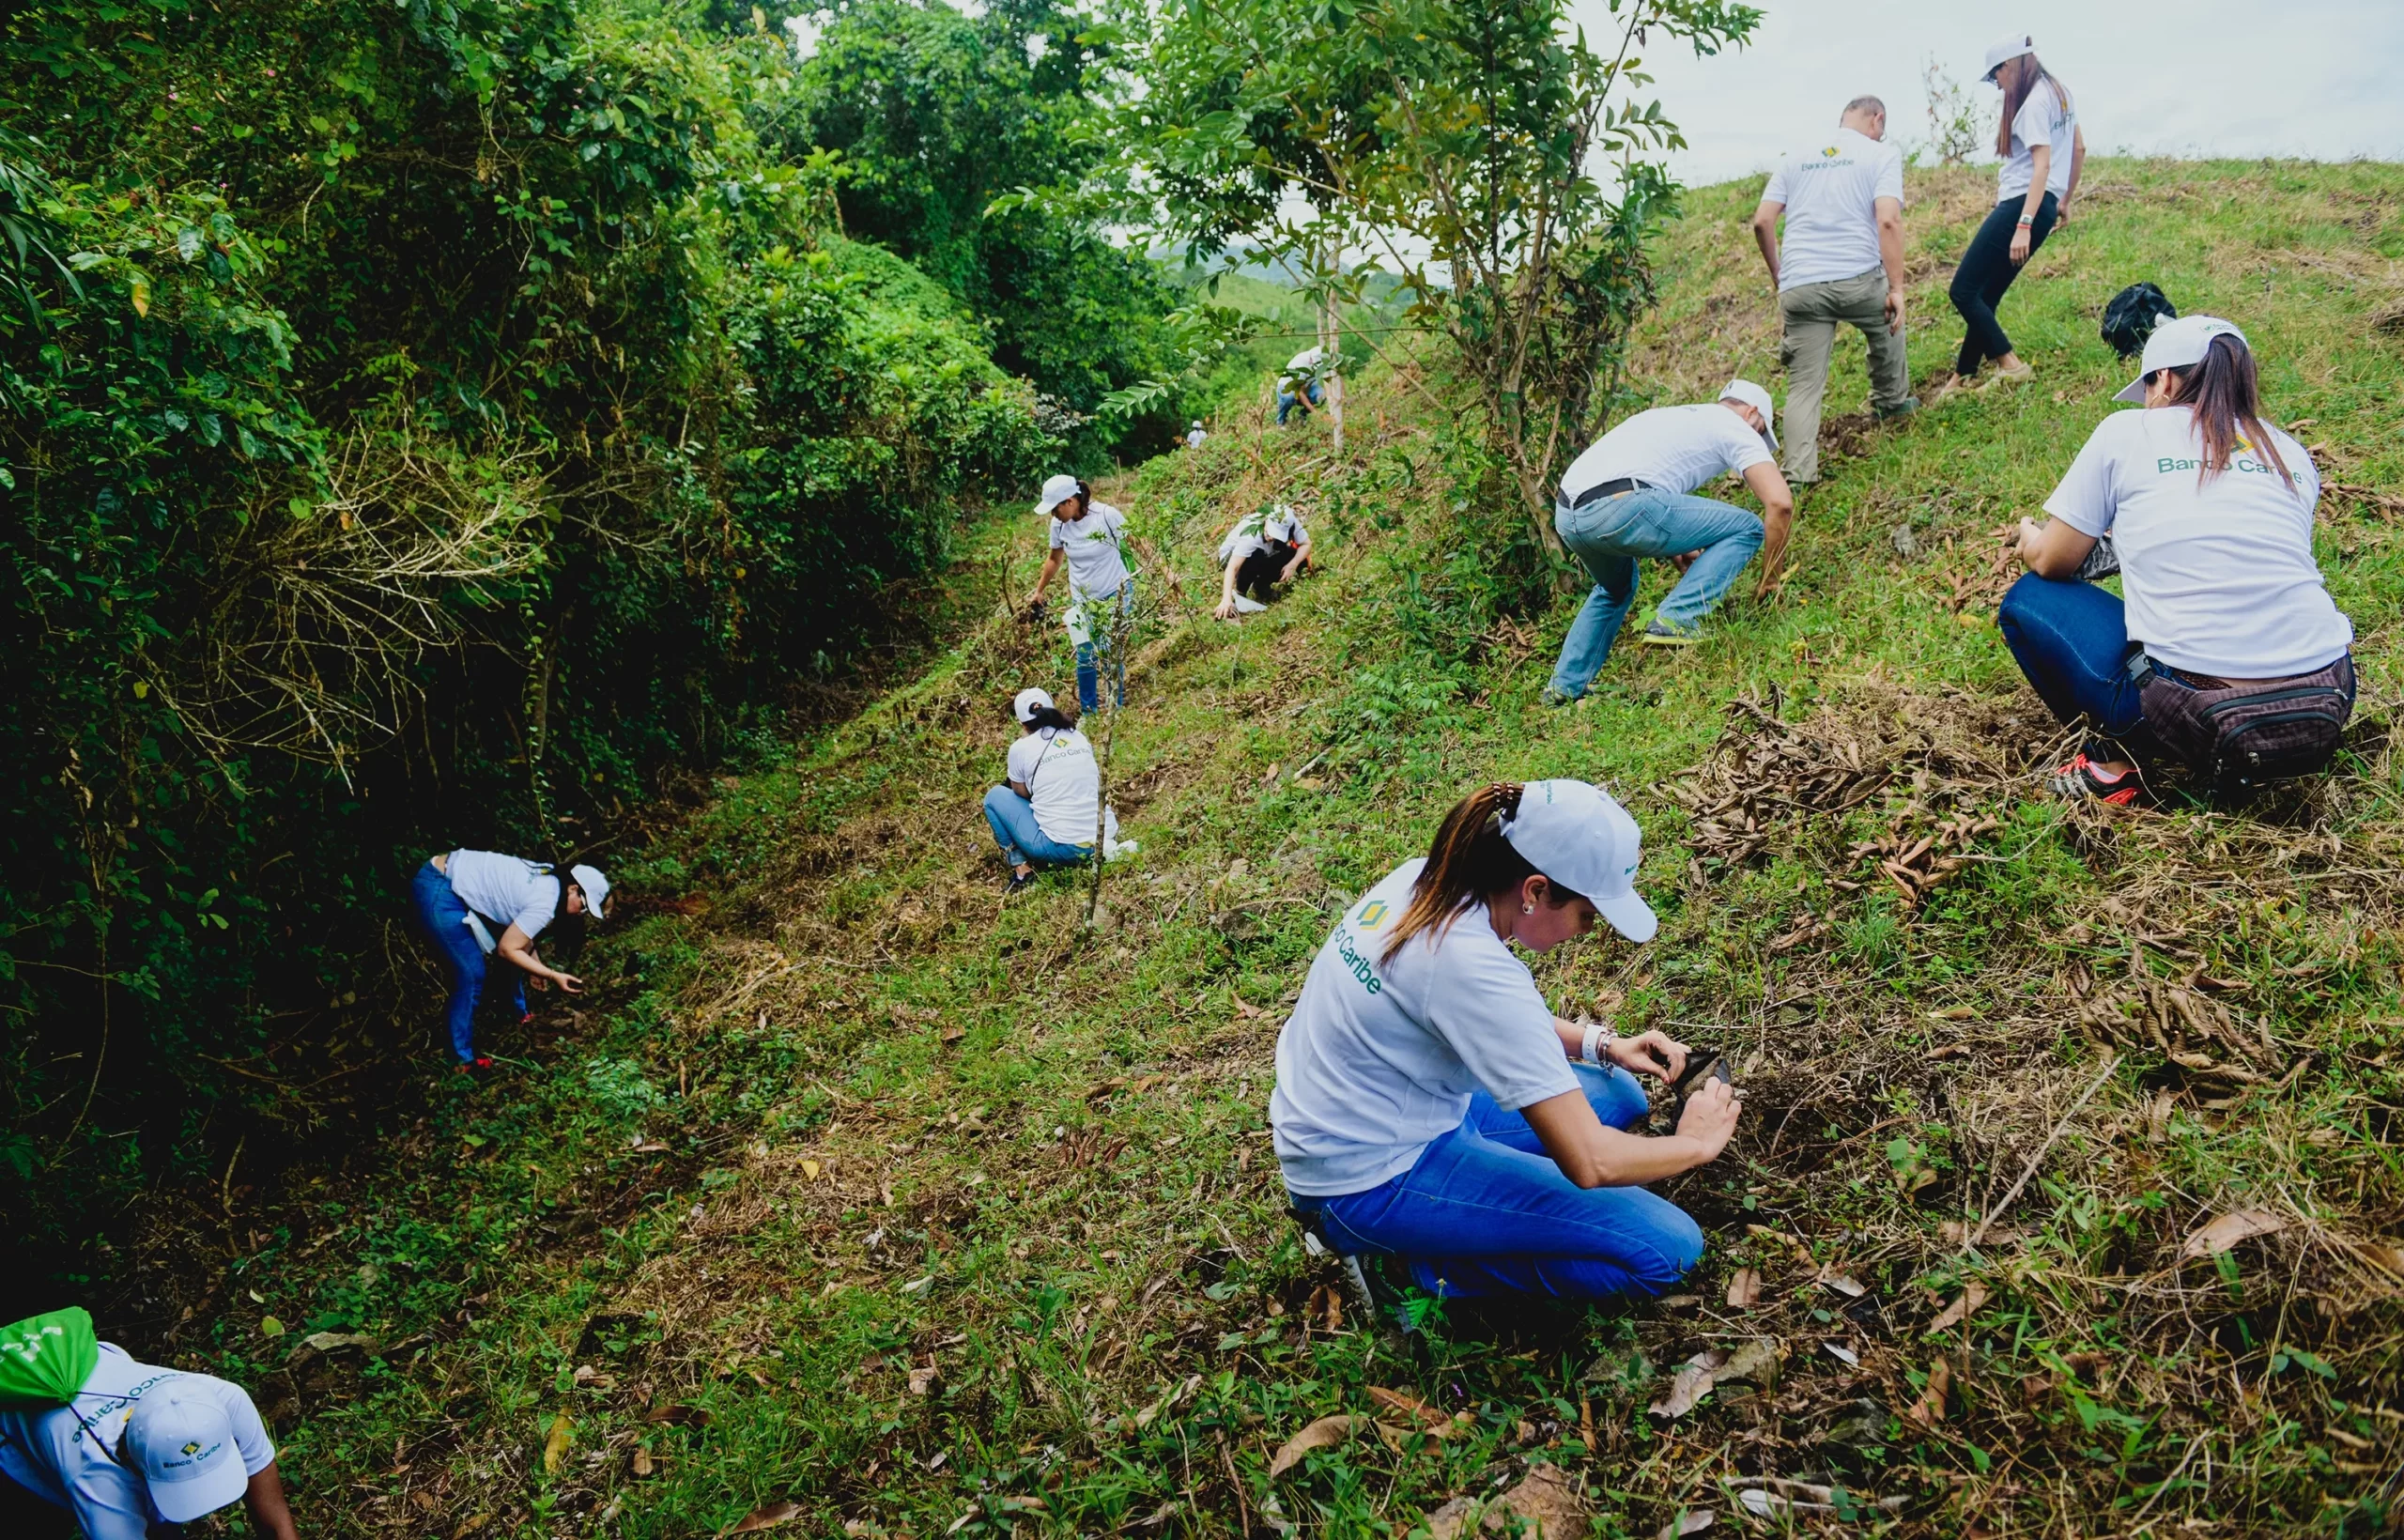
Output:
[1271,780,1739,1309]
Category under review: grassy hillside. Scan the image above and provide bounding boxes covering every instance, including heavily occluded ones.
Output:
[109,158,2404,1540]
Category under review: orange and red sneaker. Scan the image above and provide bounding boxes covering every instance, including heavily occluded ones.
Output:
[2047,752,2143,807]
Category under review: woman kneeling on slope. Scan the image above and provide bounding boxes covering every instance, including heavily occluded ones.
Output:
[2001,316,2354,804]
[983,688,1100,895]
[1271,780,1740,1309]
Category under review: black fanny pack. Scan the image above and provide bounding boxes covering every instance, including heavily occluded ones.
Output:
[2134,651,2356,795]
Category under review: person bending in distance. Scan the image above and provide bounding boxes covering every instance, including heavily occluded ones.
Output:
[1750,93,1914,487]
[982,688,1101,895]
[2001,316,2354,805]
[1276,346,1327,427]
[1213,501,1314,620]
[412,850,610,1071]
[0,1327,300,1540]
[1271,779,1740,1309]
[1543,378,1795,704]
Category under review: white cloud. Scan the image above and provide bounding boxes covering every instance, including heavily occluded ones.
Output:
[1567,0,2404,185]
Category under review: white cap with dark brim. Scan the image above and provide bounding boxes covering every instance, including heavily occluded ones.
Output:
[1499,778,1658,943]
[1012,687,1056,724]
[2114,315,2248,404]
[1718,377,1780,453]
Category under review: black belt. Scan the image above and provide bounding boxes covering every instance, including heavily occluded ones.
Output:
[1562,476,1651,510]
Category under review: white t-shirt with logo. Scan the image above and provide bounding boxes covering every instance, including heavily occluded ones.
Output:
[1559,404,1774,502]
[2044,408,2350,679]
[0,1344,276,1540]
[1761,127,1904,291]
[1216,504,1309,566]
[1271,858,1579,1197]
[1997,79,2075,203]
[447,850,562,938]
[1047,501,1133,601]
[1005,727,1101,846]
[1280,346,1326,392]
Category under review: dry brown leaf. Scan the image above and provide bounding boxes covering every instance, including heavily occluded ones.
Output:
[1904,1358,1952,1426]
[1718,1337,1781,1390]
[1657,1508,1717,1540]
[1268,1414,1359,1478]
[1724,1268,1761,1308]
[631,1446,654,1478]
[801,1159,821,1181]
[1816,1269,1867,1298]
[1926,1282,1990,1333]
[1424,1463,1585,1540]
[906,1364,938,1395]
[1232,997,1265,1019]
[721,1501,802,1536]
[1646,1349,1727,1422]
[447,1517,490,1540]
[540,1412,572,1474]
[2181,1209,2290,1258]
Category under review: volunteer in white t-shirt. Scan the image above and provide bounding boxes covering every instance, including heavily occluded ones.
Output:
[1213,501,1314,620]
[2002,316,2354,804]
[410,850,612,1070]
[1750,95,1914,485]
[0,1342,298,1540]
[1026,473,1139,713]
[1276,346,1327,426]
[1942,35,2085,393]
[1185,420,1208,449]
[983,687,1102,893]
[1272,780,1740,1306]
[1543,380,1795,702]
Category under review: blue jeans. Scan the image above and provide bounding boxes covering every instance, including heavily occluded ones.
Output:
[1292,1065,1705,1301]
[1071,579,1134,713]
[410,861,521,1063]
[1548,487,1765,699]
[1275,380,1324,426]
[1996,572,2159,756]
[983,786,1092,870]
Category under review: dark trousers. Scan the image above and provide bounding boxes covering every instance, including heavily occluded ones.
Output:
[1235,541,1300,603]
[1949,192,2058,376]
[1996,572,2162,761]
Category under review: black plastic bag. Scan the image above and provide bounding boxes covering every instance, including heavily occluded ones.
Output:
[2101,283,2177,359]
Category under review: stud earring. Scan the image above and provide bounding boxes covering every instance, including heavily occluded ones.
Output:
[1520,902,1535,915]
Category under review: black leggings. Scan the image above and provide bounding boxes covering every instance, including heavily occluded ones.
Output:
[1235,540,1299,602]
[1950,192,2058,376]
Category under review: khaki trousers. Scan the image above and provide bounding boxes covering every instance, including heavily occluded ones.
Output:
[1778,269,1908,484]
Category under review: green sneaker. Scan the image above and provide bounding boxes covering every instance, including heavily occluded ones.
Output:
[1641,621,1703,647]
[1874,395,1921,421]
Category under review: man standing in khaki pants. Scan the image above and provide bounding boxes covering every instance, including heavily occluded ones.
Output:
[1750,95,1914,485]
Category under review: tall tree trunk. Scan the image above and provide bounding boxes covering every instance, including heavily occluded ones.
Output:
[1320,238,1344,454]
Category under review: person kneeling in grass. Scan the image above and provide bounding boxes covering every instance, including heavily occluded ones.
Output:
[1544,380,1795,704]
[2000,316,2354,805]
[1214,500,1313,620]
[412,850,610,1072]
[1271,779,1741,1311]
[982,688,1100,895]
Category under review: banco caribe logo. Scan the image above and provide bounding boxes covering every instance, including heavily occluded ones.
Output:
[1821,144,1839,157]
[1357,900,1390,929]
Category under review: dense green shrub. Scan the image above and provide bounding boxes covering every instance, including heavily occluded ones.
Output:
[0,0,1053,1257]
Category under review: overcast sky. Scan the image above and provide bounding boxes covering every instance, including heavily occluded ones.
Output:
[1566,0,2404,186]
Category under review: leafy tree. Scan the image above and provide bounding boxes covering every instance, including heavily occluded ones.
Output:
[1131,0,1760,550]
[781,0,1185,448]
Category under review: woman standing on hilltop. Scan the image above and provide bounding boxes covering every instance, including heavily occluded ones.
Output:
[2000,316,2354,804]
[1940,34,2085,394]
[1271,780,1741,1309]
[1025,473,1137,714]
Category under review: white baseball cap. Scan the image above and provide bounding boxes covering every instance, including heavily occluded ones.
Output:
[1718,378,1779,452]
[1500,779,1658,942]
[1034,473,1081,516]
[1012,687,1056,724]
[125,1383,248,1523]
[570,863,610,920]
[1982,33,2035,82]
[2113,315,2248,403]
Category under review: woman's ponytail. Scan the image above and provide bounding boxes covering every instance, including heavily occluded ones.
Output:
[2165,334,2295,493]
[1380,782,1544,964]
[1026,701,1080,733]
